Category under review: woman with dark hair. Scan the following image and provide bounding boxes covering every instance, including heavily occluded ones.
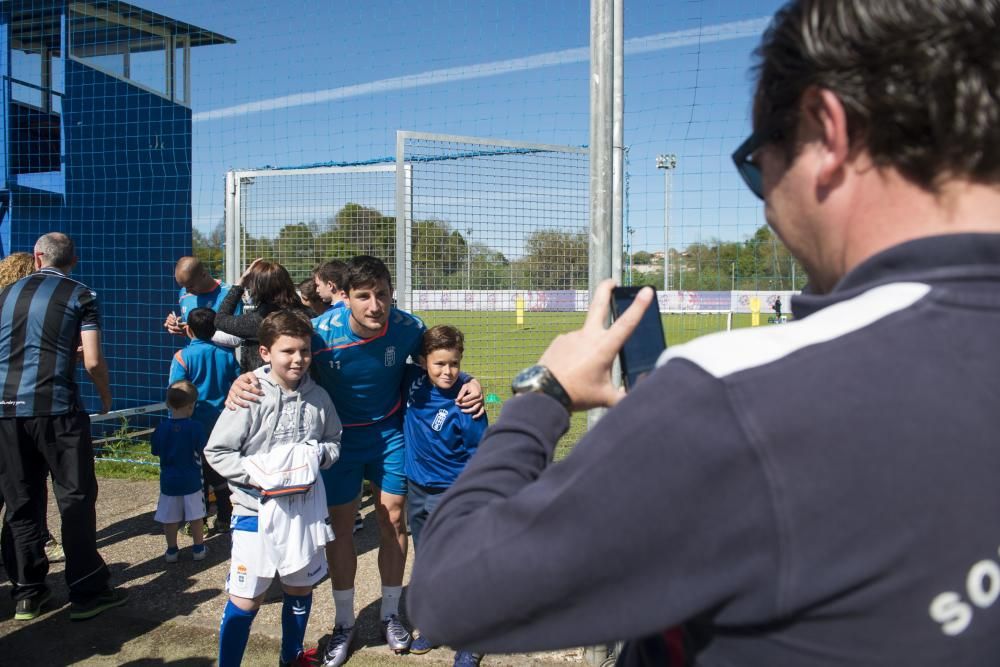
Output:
[215,259,313,373]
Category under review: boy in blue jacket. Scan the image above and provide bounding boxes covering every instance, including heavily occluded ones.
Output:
[403,325,488,666]
[151,381,208,562]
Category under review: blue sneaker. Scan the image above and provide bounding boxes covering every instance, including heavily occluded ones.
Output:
[409,634,437,655]
[164,547,179,563]
[192,544,207,561]
[453,651,482,667]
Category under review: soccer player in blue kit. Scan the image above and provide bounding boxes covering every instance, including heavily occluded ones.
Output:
[227,255,483,666]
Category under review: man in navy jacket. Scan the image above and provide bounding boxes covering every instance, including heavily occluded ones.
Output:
[408,0,1000,664]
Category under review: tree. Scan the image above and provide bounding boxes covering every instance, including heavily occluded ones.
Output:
[520,230,588,290]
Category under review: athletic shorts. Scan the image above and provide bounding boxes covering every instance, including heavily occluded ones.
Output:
[321,420,406,505]
[154,491,206,524]
[225,516,327,599]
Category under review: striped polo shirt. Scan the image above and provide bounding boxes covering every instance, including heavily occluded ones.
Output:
[0,267,101,417]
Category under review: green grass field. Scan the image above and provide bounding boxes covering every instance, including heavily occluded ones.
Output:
[96,311,769,471]
[416,310,763,459]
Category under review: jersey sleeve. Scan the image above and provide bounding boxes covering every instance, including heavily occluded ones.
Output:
[76,287,101,332]
[168,350,188,385]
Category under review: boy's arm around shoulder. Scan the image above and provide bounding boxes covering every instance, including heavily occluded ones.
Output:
[204,400,254,486]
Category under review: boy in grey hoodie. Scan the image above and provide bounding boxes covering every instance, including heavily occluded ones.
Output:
[206,311,342,667]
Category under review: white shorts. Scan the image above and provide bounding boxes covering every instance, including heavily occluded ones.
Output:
[154,491,206,524]
[226,523,328,599]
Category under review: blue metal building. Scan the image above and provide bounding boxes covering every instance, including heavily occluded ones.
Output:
[0,0,232,412]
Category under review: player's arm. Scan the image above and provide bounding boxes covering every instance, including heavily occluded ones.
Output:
[316,393,342,469]
[167,350,188,385]
[81,330,112,414]
[225,372,264,410]
[455,373,485,418]
[204,405,254,486]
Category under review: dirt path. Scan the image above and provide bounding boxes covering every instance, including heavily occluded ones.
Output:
[0,478,582,666]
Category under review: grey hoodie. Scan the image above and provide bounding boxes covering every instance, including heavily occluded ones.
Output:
[205,365,341,516]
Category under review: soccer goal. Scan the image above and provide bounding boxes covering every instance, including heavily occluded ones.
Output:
[662,309,733,344]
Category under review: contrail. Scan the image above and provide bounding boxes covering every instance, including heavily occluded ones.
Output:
[193,17,769,123]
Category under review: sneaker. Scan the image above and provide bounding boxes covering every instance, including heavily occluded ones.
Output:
[44,538,65,563]
[164,547,180,563]
[69,588,129,621]
[409,634,437,654]
[322,625,356,667]
[353,512,363,534]
[381,614,412,653]
[279,646,320,666]
[14,589,52,621]
[192,544,207,561]
[453,651,483,667]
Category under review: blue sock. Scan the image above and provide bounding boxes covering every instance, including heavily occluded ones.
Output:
[281,592,313,662]
[219,600,257,667]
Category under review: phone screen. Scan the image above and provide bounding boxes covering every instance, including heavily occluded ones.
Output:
[611,286,666,390]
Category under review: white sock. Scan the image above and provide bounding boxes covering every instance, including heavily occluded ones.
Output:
[333,588,355,628]
[380,585,402,620]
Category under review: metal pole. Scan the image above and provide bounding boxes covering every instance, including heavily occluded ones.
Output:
[611,0,624,287]
[466,228,473,290]
[395,132,409,310]
[656,154,677,291]
[731,262,736,292]
[590,0,613,298]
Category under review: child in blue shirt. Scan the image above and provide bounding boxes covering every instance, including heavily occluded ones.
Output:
[403,325,488,665]
[151,380,208,563]
[169,307,240,533]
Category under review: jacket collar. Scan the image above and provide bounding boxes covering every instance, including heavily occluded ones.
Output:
[793,233,1000,319]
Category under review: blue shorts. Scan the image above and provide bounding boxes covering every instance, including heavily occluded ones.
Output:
[321,419,406,505]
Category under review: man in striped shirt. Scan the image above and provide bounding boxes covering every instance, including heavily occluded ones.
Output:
[0,232,127,622]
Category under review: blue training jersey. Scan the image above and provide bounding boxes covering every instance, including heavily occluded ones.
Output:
[403,368,488,489]
[151,417,206,496]
[311,306,425,427]
[168,338,240,431]
[176,280,237,324]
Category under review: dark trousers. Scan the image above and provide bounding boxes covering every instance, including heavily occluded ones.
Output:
[203,459,232,522]
[407,481,447,552]
[0,412,110,603]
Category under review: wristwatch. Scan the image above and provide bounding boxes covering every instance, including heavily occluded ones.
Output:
[511,365,572,411]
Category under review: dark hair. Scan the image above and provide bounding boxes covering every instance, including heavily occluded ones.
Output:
[166,380,198,410]
[186,307,217,341]
[422,324,464,357]
[298,277,318,301]
[243,260,300,310]
[753,0,1000,190]
[314,260,348,289]
[258,310,313,349]
[345,255,393,293]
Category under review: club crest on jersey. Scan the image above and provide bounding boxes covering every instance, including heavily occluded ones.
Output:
[432,409,448,431]
[385,346,396,367]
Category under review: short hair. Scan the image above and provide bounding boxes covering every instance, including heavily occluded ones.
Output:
[33,233,75,270]
[186,307,217,341]
[258,310,313,349]
[298,277,319,301]
[422,324,464,358]
[753,0,1000,191]
[0,252,34,289]
[345,255,393,293]
[314,260,348,289]
[166,380,198,410]
[175,256,206,280]
[243,260,300,310]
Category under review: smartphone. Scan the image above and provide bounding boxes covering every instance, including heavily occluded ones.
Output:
[610,286,666,390]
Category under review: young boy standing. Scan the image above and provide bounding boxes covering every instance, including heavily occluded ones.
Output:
[205,311,342,667]
[169,307,240,533]
[403,325,488,666]
[151,381,209,563]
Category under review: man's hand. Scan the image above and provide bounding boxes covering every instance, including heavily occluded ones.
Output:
[225,372,263,410]
[164,311,185,336]
[456,378,485,418]
[538,279,655,411]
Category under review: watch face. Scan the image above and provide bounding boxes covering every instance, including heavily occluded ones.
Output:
[513,365,545,392]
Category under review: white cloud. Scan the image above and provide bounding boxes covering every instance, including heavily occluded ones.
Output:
[193,17,769,123]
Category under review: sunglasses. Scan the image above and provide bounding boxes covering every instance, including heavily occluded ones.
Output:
[731,129,782,200]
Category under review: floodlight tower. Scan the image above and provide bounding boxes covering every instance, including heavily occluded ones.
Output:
[656,154,678,290]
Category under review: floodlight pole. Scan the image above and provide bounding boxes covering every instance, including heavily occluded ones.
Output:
[656,154,677,291]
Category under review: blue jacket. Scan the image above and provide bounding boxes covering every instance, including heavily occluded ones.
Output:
[151,417,206,496]
[403,368,488,489]
[168,338,240,432]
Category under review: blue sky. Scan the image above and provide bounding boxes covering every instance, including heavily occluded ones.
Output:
[136,0,785,253]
